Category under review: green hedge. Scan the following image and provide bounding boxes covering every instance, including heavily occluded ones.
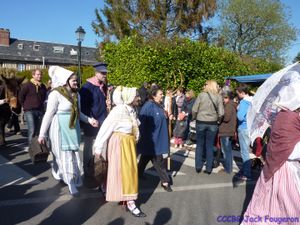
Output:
[103,37,281,93]
[11,37,281,93]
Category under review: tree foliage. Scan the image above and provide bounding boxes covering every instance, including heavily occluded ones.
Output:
[102,37,281,93]
[92,0,217,41]
[215,0,297,62]
[293,52,300,63]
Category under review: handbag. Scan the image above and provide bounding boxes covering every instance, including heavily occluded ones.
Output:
[84,156,108,188]
[207,92,223,125]
[28,136,50,164]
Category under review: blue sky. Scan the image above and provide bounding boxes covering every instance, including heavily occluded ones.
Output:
[1,0,300,64]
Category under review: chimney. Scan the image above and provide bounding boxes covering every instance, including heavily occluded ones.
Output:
[0,28,10,46]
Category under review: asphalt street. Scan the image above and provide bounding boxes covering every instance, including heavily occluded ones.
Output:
[0,126,260,225]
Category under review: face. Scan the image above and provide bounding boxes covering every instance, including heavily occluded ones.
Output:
[131,91,141,107]
[153,90,164,103]
[68,75,78,90]
[223,96,230,104]
[236,90,244,100]
[177,90,182,96]
[32,70,42,82]
[95,71,107,83]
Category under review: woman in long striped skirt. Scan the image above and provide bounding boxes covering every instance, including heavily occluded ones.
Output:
[241,110,300,224]
[93,86,146,218]
[38,66,98,197]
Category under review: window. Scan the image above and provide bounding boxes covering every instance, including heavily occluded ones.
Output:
[17,64,25,71]
[17,43,23,50]
[33,44,40,51]
[53,46,64,53]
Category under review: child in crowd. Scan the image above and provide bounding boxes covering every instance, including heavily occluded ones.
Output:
[173,111,188,148]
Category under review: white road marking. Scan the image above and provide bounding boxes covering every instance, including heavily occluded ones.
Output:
[0,155,41,188]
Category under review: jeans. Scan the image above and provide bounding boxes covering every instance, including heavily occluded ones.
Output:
[220,136,233,173]
[237,127,251,178]
[25,110,44,144]
[195,122,218,172]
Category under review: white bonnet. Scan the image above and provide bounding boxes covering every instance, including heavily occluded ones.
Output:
[48,66,74,88]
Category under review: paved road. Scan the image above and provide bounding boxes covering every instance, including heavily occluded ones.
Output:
[0,127,260,225]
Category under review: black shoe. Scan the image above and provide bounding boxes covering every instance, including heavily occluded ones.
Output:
[98,186,106,198]
[196,168,202,173]
[161,183,173,192]
[127,206,147,217]
[204,170,212,175]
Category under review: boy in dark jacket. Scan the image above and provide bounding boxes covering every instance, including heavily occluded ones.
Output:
[219,91,237,173]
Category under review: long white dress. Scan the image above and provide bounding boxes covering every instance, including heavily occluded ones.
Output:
[39,90,89,187]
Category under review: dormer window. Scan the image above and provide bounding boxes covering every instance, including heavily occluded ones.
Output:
[53,46,64,53]
[17,43,23,50]
[33,44,40,51]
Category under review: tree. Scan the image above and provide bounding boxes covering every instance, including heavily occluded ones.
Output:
[92,0,217,41]
[293,52,300,63]
[215,0,297,62]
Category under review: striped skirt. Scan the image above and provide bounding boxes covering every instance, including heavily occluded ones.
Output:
[241,161,300,225]
[106,132,138,202]
[49,114,82,187]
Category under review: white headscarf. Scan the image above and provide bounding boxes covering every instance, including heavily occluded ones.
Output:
[48,66,74,88]
[112,86,137,105]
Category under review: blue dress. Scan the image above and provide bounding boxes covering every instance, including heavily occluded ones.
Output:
[137,101,169,155]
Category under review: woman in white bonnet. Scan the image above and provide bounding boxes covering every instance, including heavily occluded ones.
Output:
[38,66,98,197]
[93,86,146,217]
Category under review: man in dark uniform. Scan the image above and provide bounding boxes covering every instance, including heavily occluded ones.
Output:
[80,63,108,176]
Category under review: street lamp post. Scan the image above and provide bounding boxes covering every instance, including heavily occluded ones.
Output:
[75,26,86,86]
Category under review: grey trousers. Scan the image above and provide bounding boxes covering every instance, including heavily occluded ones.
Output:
[83,136,95,175]
[138,154,170,183]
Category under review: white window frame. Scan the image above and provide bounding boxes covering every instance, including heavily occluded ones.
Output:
[53,46,64,53]
[33,44,40,51]
[17,43,23,50]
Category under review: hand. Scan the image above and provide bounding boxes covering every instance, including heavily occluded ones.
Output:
[0,99,7,105]
[94,152,101,159]
[38,137,45,145]
[106,99,111,108]
[88,118,99,127]
[169,114,174,120]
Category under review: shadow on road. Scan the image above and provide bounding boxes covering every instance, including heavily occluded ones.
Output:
[0,182,65,225]
[38,194,106,225]
[146,207,172,225]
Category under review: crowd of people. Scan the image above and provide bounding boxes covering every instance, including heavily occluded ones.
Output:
[1,62,299,222]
